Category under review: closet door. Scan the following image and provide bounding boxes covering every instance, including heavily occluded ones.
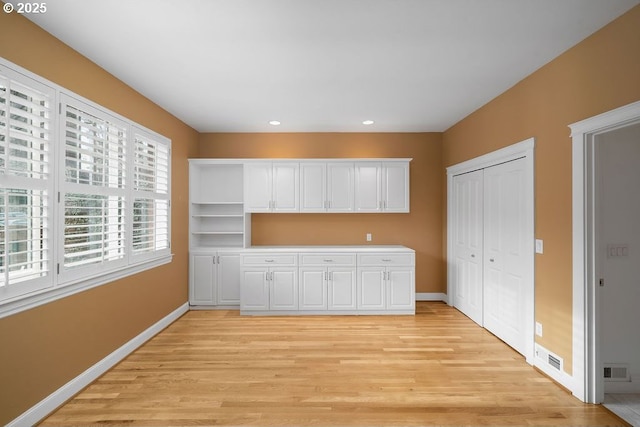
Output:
[483,158,527,356]
[451,170,484,326]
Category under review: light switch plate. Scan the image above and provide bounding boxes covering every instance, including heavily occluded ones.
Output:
[535,239,543,254]
[366,233,372,242]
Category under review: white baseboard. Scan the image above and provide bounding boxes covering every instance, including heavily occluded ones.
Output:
[534,343,574,392]
[416,292,448,303]
[8,302,189,427]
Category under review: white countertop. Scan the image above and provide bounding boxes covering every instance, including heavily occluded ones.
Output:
[243,245,414,253]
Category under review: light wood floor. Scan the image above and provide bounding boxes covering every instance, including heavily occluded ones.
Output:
[41,302,629,426]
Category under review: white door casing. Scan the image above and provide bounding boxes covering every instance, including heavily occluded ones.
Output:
[569,100,640,403]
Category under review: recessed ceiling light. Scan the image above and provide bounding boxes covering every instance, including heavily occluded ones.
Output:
[362,120,374,125]
[269,120,281,126]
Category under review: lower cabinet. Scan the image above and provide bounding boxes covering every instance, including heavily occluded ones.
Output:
[299,267,357,311]
[190,251,241,306]
[240,253,299,312]
[241,250,414,315]
[356,252,415,312]
[357,266,415,311]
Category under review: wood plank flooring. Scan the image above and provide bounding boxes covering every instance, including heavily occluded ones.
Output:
[40,302,629,426]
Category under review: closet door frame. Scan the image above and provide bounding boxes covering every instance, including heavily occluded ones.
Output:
[446,137,535,365]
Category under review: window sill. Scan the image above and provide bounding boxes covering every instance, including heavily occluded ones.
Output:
[0,254,174,319]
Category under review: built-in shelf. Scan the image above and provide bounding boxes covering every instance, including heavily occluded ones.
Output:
[189,161,248,249]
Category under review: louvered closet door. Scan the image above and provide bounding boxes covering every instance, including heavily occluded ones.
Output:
[451,170,484,326]
[483,158,527,356]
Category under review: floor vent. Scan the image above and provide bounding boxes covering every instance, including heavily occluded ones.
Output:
[604,364,630,382]
[548,354,562,371]
[535,343,564,372]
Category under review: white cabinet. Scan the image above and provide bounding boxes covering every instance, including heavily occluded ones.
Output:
[241,248,414,315]
[300,162,354,212]
[190,253,215,305]
[189,251,241,306]
[298,253,356,311]
[240,253,298,312]
[357,253,415,312]
[244,162,299,212]
[354,161,410,213]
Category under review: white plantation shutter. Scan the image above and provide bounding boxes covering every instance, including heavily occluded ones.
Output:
[0,67,54,300]
[0,58,172,315]
[131,128,170,259]
[60,94,128,279]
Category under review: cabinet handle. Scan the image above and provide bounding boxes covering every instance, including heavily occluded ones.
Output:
[323,259,333,262]
[329,272,333,281]
[383,200,387,210]
[324,271,327,281]
[266,272,270,281]
[216,255,220,264]
[265,259,275,263]
[471,254,475,258]
[382,259,392,262]
[490,258,495,263]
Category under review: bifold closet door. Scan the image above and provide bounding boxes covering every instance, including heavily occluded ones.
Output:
[451,170,484,326]
[483,158,527,356]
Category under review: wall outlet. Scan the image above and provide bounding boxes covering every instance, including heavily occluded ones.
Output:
[366,233,372,242]
[535,239,544,254]
[536,322,543,337]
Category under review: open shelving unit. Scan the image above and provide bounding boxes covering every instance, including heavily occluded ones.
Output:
[189,161,250,249]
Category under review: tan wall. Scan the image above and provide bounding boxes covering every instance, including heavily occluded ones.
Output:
[442,5,640,375]
[0,10,197,425]
[198,133,444,294]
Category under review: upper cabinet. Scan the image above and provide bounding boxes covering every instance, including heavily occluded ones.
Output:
[300,162,354,213]
[354,161,410,213]
[244,162,299,213]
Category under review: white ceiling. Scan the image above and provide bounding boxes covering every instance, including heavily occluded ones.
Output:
[17,0,640,133]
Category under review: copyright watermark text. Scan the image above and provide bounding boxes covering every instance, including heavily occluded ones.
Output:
[3,3,48,14]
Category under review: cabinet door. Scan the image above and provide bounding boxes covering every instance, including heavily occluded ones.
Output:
[190,254,216,305]
[328,268,356,310]
[327,163,354,212]
[299,268,327,310]
[217,252,241,305]
[241,268,269,311]
[383,162,410,212]
[244,163,272,212]
[300,163,326,212]
[272,162,299,212]
[270,268,298,310]
[357,267,385,310]
[354,163,382,212]
[386,268,415,310]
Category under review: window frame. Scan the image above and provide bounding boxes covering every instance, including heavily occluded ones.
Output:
[0,57,172,319]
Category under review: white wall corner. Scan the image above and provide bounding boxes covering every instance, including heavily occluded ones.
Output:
[7,302,189,427]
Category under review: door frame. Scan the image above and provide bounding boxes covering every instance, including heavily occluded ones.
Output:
[446,137,536,364]
[569,100,640,403]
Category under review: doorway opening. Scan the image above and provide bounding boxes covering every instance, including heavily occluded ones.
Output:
[570,100,640,405]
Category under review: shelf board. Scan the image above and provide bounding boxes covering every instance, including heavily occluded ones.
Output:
[192,214,244,218]
[191,201,243,205]
[191,231,244,235]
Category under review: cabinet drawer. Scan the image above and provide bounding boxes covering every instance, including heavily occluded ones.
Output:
[357,253,415,266]
[299,253,356,266]
[242,253,298,266]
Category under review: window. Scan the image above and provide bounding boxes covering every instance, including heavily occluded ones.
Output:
[132,129,170,259]
[0,68,54,302]
[0,59,171,316]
